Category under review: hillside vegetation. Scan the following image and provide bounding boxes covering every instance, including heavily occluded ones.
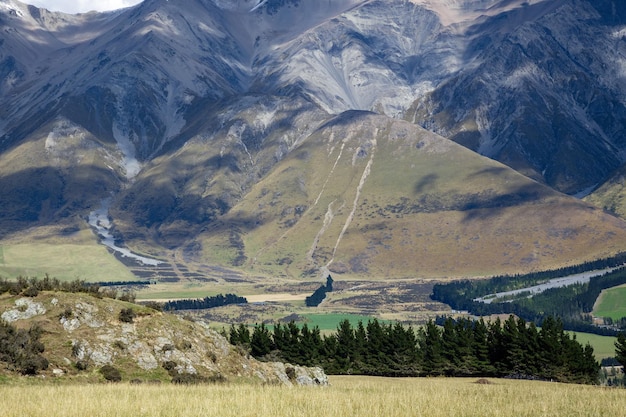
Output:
[0,284,325,385]
[199,113,626,279]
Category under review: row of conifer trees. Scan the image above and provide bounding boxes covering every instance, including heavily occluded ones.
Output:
[229,315,600,384]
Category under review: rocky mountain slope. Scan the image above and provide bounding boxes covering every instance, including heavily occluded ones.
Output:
[0,291,327,384]
[0,0,625,280]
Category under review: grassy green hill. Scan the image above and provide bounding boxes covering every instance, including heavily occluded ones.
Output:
[593,285,626,321]
[0,242,136,282]
[585,166,626,219]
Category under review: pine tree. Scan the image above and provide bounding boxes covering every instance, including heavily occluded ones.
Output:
[538,316,566,380]
[441,318,459,376]
[335,319,356,374]
[299,323,320,366]
[487,317,505,374]
[320,334,339,373]
[365,319,387,373]
[353,321,367,372]
[250,323,272,358]
[233,323,251,347]
[419,320,445,376]
[453,318,479,376]
[472,318,495,376]
[388,322,418,376]
[521,321,541,377]
[282,321,301,363]
[615,333,626,368]
[500,315,525,376]
[325,274,334,291]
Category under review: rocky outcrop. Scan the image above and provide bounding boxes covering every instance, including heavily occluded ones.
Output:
[0,293,328,385]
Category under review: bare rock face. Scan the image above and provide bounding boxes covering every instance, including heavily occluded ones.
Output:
[268,362,329,386]
[0,292,329,385]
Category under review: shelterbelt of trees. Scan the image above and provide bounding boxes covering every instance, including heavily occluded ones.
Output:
[431,254,626,335]
[161,294,247,311]
[229,316,601,384]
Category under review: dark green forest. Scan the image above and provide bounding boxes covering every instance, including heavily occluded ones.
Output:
[161,294,247,311]
[229,316,601,384]
[431,263,626,335]
[304,275,334,307]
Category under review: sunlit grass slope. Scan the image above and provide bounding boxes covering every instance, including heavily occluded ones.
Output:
[203,112,626,279]
[0,242,136,282]
[593,285,626,321]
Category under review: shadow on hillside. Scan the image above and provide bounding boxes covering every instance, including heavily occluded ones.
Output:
[457,180,590,223]
[0,165,118,239]
[314,110,377,133]
[414,173,438,194]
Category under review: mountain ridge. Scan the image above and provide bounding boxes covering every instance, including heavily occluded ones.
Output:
[1,0,625,280]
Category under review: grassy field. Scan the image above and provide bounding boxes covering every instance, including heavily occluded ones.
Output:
[593,285,626,321]
[0,243,136,282]
[0,376,624,417]
[569,332,618,360]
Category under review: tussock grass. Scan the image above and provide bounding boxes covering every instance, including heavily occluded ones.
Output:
[1,376,624,417]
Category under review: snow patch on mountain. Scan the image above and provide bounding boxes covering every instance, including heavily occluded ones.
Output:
[0,1,24,16]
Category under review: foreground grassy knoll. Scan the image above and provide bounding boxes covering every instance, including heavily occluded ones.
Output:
[1,376,624,417]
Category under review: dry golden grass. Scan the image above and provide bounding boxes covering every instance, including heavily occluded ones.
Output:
[1,376,624,417]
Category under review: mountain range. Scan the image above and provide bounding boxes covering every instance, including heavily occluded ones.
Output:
[1,0,625,280]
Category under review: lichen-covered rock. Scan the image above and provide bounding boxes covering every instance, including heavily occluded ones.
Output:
[267,362,329,386]
[1,298,46,322]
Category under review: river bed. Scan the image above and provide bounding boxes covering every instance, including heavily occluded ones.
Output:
[88,199,162,266]
[474,266,624,304]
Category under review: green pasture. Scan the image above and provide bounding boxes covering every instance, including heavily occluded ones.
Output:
[593,285,626,321]
[0,244,135,282]
[568,331,618,360]
[299,313,389,331]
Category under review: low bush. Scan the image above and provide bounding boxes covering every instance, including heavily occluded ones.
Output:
[22,286,39,297]
[0,321,48,375]
[171,373,204,384]
[118,308,136,323]
[99,365,122,382]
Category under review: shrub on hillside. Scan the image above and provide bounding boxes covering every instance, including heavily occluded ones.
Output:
[118,308,136,323]
[118,292,136,303]
[0,321,49,375]
[74,359,89,371]
[171,373,205,384]
[162,360,178,376]
[171,372,226,385]
[22,286,39,297]
[99,365,122,382]
[18,355,49,375]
